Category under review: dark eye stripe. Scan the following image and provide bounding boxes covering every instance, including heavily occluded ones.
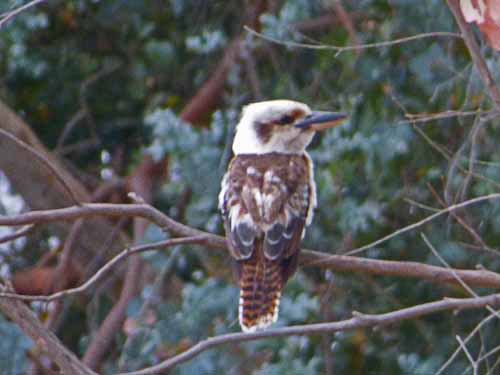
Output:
[277,115,294,125]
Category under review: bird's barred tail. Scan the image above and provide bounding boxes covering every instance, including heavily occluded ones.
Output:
[238,257,283,332]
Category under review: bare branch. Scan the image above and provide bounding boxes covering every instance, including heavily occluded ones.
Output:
[421,233,500,321]
[0,284,97,375]
[413,125,500,190]
[2,194,499,256]
[245,26,461,56]
[426,184,498,256]
[180,38,243,125]
[55,108,86,151]
[0,224,34,244]
[83,256,142,370]
[422,233,478,297]
[447,0,500,110]
[303,250,500,289]
[331,0,362,52]
[438,310,499,374]
[478,343,500,367]
[0,0,47,28]
[0,202,219,245]
[398,109,492,124]
[83,156,172,370]
[0,236,211,302]
[1,196,500,291]
[2,235,499,302]
[344,193,500,256]
[456,335,479,375]
[114,293,500,375]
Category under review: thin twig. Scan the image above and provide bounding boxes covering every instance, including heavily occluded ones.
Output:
[397,109,491,124]
[0,0,47,28]
[403,198,440,212]
[437,309,499,374]
[478,343,500,366]
[0,236,209,302]
[245,25,461,56]
[55,108,87,150]
[331,0,361,53]
[0,224,34,244]
[344,193,500,255]
[118,247,181,371]
[413,124,500,189]
[421,233,500,321]
[456,335,478,375]
[422,233,478,297]
[489,357,500,375]
[115,293,500,375]
[77,61,123,144]
[426,182,498,256]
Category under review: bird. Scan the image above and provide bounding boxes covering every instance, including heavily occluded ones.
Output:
[219,99,347,332]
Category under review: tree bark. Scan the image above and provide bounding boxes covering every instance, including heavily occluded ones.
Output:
[0,100,129,275]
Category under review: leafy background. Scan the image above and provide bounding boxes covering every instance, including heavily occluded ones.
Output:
[0,0,500,374]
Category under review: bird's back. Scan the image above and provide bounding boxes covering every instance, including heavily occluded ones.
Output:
[219,153,314,331]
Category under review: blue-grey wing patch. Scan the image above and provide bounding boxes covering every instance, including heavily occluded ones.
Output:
[263,223,285,259]
[230,221,257,259]
[263,217,304,260]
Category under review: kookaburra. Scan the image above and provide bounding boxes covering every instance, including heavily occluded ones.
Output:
[219,100,347,332]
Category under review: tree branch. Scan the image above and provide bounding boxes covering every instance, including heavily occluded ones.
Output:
[82,153,164,370]
[0,128,83,205]
[0,99,131,276]
[302,250,500,289]
[0,0,47,28]
[344,193,500,255]
[0,236,210,302]
[244,26,461,56]
[2,193,499,251]
[0,202,221,246]
[114,293,500,375]
[1,194,499,296]
[180,38,243,125]
[0,284,97,375]
[0,224,34,244]
[447,0,500,110]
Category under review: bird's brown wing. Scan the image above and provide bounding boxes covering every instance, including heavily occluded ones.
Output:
[219,154,311,262]
[219,154,313,331]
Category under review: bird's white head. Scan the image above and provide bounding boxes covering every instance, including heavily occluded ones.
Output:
[232,99,347,155]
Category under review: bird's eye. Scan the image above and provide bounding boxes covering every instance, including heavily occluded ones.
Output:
[277,115,294,125]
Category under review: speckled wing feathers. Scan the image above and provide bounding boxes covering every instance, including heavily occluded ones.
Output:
[219,153,313,331]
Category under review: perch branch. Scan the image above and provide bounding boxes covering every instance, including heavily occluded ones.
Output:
[0,194,499,299]
[115,293,500,375]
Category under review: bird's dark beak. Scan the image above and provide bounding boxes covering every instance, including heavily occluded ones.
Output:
[294,111,348,131]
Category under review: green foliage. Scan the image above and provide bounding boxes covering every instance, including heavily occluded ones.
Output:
[145,107,229,230]
[0,314,33,374]
[254,357,320,375]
